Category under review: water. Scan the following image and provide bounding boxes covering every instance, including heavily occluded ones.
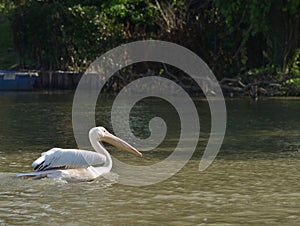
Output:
[1,92,300,225]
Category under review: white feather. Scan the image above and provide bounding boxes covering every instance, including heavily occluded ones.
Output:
[32,148,106,171]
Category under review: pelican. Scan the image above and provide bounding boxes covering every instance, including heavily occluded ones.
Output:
[16,127,142,182]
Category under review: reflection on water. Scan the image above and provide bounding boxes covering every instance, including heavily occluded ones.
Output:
[1,92,300,225]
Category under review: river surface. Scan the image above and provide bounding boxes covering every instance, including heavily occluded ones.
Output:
[0,92,300,225]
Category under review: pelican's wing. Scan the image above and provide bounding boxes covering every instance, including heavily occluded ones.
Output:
[32,148,106,171]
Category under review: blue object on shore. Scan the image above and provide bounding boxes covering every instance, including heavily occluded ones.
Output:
[0,70,38,90]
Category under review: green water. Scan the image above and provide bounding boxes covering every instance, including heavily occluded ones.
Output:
[1,92,300,225]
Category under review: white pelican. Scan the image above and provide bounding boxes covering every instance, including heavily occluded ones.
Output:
[16,127,142,182]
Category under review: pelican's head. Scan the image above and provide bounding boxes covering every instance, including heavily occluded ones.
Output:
[91,127,142,157]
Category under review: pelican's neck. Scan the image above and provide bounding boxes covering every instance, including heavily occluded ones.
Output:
[89,130,112,174]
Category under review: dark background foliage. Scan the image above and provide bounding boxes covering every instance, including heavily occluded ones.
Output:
[0,0,299,82]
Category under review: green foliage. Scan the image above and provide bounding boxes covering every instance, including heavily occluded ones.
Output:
[246,65,277,76]
[7,0,160,70]
[280,48,300,89]
[0,1,17,68]
[0,0,299,83]
[212,0,300,76]
[0,0,15,15]
[286,49,300,76]
[212,0,272,69]
[282,0,300,14]
[285,77,300,91]
[0,18,18,68]
[212,0,271,34]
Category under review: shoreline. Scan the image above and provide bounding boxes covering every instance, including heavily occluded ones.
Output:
[1,70,300,99]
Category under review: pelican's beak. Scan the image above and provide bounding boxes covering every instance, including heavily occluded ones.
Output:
[101,131,142,157]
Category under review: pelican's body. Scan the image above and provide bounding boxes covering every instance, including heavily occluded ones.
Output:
[16,127,142,182]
